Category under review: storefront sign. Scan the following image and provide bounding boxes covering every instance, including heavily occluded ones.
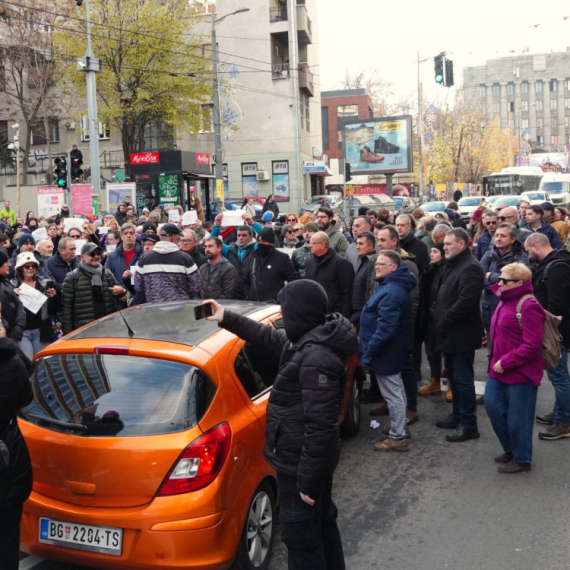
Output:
[304,160,326,173]
[130,152,159,165]
[196,153,210,165]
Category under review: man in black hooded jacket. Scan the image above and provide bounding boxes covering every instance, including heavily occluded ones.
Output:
[204,280,358,570]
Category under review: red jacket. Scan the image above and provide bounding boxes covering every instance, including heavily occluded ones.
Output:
[488,281,545,386]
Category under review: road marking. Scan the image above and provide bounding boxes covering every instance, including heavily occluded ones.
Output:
[20,555,45,569]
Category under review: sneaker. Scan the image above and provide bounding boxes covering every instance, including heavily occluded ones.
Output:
[498,461,531,474]
[538,421,570,440]
[436,414,460,429]
[445,426,480,442]
[418,378,441,397]
[382,426,411,439]
[369,403,389,416]
[494,452,513,464]
[536,412,554,425]
[374,136,400,154]
[406,410,419,425]
[374,438,409,452]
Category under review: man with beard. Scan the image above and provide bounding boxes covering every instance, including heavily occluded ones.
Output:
[61,243,125,334]
[204,279,357,569]
[199,237,239,299]
[241,227,299,302]
[315,207,349,256]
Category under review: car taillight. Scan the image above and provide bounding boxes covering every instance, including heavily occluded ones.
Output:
[94,346,130,355]
[157,423,232,496]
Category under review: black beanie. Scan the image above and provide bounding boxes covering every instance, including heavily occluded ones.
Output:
[431,241,445,255]
[259,227,275,243]
[142,221,157,234]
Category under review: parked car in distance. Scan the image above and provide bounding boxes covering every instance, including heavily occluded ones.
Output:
[486,195,522,209]
[538,173,570,208]
[300,194,343,215]
[208,199,263,221]
[366,194,397,213]
[391,195,416,213]
[421,201,447,213]
[457,196,487,220]
[520,191,552,206]
[19,300,360,570]
[339,195,382,219]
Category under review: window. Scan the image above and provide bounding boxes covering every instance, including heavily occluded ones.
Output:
[536,99,543,111]
[81,116,110,141]
[142,120,173,149]
[508,101,515,113]
[521,82,529,94]
[233,340,279,399]
[552,118,558,128]
[566,116,570,127]
[337,105,358,118]
[521,100,529,112]
[300,93,310,132]
[537,135,544,145]
[536,81,543,93]
[565,98,570,109]
[551,99,558,110]
[492,84,500,96]
[479,85,486,96]
[321,107,329,150]
[199,104,214,133]
[0,120,8,142]
[507,83,514,95]
[551,79,558,92]
[30,119,59,145]
[566,79,570,90]
[551,135,559,146]
[242,163,258,197]
[536,117,543,128]
[0,63,5,92]
[521,118,529,129]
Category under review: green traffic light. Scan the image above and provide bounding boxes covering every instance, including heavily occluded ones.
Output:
[57,178,66,188]
[435,74,443,83]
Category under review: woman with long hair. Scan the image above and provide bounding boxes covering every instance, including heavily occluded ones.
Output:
[24,211,35,226]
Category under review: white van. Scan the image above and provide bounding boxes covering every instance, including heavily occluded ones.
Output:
[539,173,570,207]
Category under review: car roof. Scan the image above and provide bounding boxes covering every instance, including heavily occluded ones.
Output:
[65,300,278,347]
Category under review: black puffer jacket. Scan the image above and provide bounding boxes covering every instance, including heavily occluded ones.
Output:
[0,275,26,342]
[0,338,33,509]
[61,265,120,334]
[400,232,429,274]
[220,280,358,496]
[292,244,311,278]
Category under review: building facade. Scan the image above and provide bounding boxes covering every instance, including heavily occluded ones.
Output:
[463,50,570,153]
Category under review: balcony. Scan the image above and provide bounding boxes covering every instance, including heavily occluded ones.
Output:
[269,6,287,22]
[296,5,312,44]
[272,62,290,79]
[299,62,314,97]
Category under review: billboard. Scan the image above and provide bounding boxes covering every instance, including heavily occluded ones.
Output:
[343,116,413,175]
[37,186,64,219]
[107,182,136,214]
[528,152,569,173]
[71,184,93,217]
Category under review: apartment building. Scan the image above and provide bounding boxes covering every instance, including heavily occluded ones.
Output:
[463,50,570,152]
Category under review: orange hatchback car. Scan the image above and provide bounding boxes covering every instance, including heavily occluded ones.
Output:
[19,300,360,570]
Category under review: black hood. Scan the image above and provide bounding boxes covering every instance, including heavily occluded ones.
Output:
[278,279,358,355]
[0,337,18,362]
[278,279,328,343]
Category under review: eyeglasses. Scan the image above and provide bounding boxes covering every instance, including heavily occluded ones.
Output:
[69,234,81,239]
[87,251,101,258]
[498,277,519,283]
[286,230,296,235]
[23,264,37,270]
[375,262,394,267]
[180,239,194,244]
[287,218,297,222]
[485,221,498,225]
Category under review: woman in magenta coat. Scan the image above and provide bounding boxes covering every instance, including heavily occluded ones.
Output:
[485,262,545,474]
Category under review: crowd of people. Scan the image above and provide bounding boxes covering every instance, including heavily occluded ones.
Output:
[2,192,570,568]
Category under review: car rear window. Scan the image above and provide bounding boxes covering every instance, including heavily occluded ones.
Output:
[23,354,216,437]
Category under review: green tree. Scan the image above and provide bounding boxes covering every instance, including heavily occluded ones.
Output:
[54,0,211,176]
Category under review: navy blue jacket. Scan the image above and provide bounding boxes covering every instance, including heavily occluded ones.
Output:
[358,265,416,375]
[523,221,562,250]
[105,241,143,287]
[474,229,493,261]
[46,252,80,291]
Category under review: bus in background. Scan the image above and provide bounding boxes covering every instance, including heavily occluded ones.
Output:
[538,173,570,208]
[482,166,544,197]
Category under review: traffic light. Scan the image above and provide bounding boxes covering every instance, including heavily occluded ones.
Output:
[345,162,352,182]
[71,157,83,181]
[445,58,454,87]
[434,54,444,85]
[54,157,68,189]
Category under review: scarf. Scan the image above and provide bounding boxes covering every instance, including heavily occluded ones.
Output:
[80,260,103,287]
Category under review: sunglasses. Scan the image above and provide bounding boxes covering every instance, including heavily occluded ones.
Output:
[87,251,101,257]
[69,234,81,238]
[498,277,519,283]
[287,218,297,222]
[485,221,497,225]
[23,264,37,270]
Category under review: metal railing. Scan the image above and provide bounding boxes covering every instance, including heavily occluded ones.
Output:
[272,62,290,79]
[269,6,287,21]
[101,150,125,169]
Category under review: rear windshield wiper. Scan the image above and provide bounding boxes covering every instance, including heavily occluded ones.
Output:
[25,413,88,434]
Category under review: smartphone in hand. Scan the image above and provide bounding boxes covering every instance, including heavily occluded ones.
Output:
[194,303,213,320]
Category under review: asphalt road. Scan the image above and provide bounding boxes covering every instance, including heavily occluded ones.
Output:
[20,347,570,570]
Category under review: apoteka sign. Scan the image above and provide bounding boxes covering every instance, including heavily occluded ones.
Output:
[130,152,159,165]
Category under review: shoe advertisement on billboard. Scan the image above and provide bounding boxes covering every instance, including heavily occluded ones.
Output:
[343,116,413,175]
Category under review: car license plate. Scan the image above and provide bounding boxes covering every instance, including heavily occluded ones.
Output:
[39,517,123,556]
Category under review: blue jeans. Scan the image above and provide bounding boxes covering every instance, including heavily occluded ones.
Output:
[546,344,570,423]
[18,328,49,361]
[485,376,538,463]
[444,351,477,429]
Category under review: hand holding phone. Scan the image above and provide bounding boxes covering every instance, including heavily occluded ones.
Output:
[194,303,213,320]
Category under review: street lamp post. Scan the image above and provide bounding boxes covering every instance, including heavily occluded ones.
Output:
[207,8,249,217]
[77,0,102,201]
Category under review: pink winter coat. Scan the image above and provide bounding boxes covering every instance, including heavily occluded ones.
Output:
[488,281,546,387]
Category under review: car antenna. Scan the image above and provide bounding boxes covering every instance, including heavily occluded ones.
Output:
[118,309,136,338]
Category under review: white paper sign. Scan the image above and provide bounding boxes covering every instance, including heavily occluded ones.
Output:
[74,239,87,252]
[18,282,47,314]
[168,209,180,222]
[276,248,294,258]
[130,264,138,285]
[106,244,117,253]
[182,210,198,225]
[64,218,84,233]
[222,209,247,226]
[32,227,48,241]
[97,226,109,234]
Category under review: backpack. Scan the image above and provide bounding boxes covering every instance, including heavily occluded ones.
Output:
[516,294,562,371]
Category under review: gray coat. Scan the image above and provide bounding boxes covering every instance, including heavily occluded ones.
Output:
[199,258,239,299]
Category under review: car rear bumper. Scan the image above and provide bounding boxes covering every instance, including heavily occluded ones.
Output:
[21,492,236,570]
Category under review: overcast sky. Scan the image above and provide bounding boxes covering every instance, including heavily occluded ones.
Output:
[316,0,570,107]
